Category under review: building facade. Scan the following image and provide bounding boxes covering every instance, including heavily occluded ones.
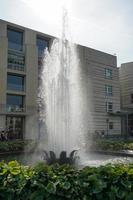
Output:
[0,19,121,140]
[119,62,133,136]
[78,46,121,136]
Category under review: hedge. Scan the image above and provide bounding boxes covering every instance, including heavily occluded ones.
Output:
[92,140,133,151]
[0,140,36,153]
[1,140,133,153]
[0,161,133,199]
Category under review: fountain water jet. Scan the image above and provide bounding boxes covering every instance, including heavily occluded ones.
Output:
[38,10,90,164]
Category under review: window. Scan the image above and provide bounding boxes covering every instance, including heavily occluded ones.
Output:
[6,94,24,112]
[109,122,113,130]
[7,74,25,91]
[37,37,48,57]
[6,116,24,139]
[131,94,133,103]
[106,102,113,112]
[8,51,25,71]
[105,85,113,96]
[105,68,112,79]
[7,28,23,51]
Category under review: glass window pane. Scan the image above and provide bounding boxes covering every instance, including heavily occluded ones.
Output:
[7,95,23,106]
[8,51,25,71]
[105,68,112,79]
[106,102,113,112]
[6,116,24,139]
[7,74,24,91]
[7,28,23,51]
[131,94,133,103]
[6,95,24,112]
[37,38,48,57]
[109,122,113,130]
[105,85,113,96]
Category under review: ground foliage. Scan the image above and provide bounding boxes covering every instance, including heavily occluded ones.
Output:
[0,161,133,199]
[92,140,133,151]
[0,140,36,153]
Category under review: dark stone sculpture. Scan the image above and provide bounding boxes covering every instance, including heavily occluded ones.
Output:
[42,150,78,165]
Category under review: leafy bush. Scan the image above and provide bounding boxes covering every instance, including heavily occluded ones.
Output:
[0,140,36,153]
[92,140,133,151]
[0,161,133,199]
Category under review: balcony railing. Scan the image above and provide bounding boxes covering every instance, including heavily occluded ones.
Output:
[8,49,25,71]
[0,104,36,115]
[6,105,25,113]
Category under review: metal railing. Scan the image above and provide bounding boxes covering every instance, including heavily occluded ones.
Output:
[6,105,25,113]
[8,49,25,71]
[8,63,25,71]
[0,104,37,115]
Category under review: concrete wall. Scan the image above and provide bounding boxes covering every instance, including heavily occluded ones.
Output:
[24,29,38,139]
[78,45,121,135]
[119,62,133,109]
[0,21,7,129]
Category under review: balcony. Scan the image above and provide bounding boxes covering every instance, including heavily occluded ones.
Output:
[8,49,25,71]
[6,105,25,113]
[0,104,36,115]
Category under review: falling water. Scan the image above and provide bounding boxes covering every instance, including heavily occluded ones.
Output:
[38,11,89,157]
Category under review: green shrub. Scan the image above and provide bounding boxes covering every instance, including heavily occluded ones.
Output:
[0,161,133,199]
[92,140,133,151]
[0,140,37,153]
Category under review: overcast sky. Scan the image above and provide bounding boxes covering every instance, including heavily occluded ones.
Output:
[0,0,133,66]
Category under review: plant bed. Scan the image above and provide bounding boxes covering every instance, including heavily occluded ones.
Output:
[0,161,133,199]
[91,139,133,152]
[0,140,37,153]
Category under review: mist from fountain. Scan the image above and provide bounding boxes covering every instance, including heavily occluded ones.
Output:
[38,10,91,159]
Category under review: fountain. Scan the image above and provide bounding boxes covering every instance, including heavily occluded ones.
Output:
[42,150,78,165]
[38,10,90,164]
[36,10,133,166]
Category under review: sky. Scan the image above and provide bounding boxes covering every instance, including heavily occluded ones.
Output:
[0,0,133,66]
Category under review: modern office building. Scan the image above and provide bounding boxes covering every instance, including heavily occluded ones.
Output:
[81,47,121,135]
[119,62,133,136]
[0,19,121,140]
